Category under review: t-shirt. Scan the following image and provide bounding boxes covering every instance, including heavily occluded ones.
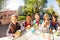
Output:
[33,19,43,25]
[49,21,57,30]
[7,22,21,34]
[23,21,32,27]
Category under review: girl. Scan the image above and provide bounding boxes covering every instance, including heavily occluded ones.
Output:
[41,13,50,33]
[23,14,32,29]
[49,15,57,30]
[33,13,42,26]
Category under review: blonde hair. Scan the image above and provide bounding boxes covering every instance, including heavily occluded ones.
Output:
[11,14,18,19]
[44,13,49,21]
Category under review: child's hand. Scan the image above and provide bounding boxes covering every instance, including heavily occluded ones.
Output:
[44,24,47,27]
[26,25,30,29]
[13,33,19,38]
[13,30,21,38]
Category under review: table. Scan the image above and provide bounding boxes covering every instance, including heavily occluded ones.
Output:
[0,33,60,40]
[0,37,10,40]
[54,35,60,40]
[0,28,60,40]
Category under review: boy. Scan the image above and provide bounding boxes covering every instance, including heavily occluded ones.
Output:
[6,14,21,38]
[23,14,32,29]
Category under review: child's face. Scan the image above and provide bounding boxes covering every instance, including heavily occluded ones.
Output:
[26,16,31,22]
[44,14,49,21]
[11,16,18,24]
[52,17,56,22]
[35,13,40,20]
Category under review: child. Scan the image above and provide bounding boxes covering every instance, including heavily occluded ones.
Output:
[42,13,50,28]
[49,15,57,30]
[33,13,42,26]
[6,14,21,38]
[23,14,32,29]
[41,13,50,33]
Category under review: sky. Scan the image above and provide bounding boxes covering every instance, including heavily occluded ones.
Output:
[47,0,60,15]
[4,0,60,15]
[5,0,24,10]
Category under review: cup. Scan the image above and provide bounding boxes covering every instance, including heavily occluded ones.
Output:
[15,30,22,37]
[30,27,35,33]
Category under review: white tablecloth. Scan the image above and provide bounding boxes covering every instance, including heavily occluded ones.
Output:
[54,35,60,40]
[0,37,10,40]
[0,35,60,40]
[0,30,60,40]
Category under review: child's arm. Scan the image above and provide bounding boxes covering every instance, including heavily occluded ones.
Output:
[6,25,13,37]
[6,23,14,37]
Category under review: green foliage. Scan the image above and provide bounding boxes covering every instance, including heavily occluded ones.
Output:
[0,0,6,10]
[58,15,60,19]
[22,0,47,14]
[47,6,54,15]
[56,0,60,7]
[18,16,26,21]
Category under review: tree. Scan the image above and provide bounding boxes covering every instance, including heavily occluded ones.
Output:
[56,0,60,7]
[47,6,54,15]
[22,0,47,14]
[0,0,6,10]
[46,6,58,19]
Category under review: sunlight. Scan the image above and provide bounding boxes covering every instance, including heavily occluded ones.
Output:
[5,0,24,10]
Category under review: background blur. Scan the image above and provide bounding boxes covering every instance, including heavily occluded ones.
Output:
[0,0,60,37]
